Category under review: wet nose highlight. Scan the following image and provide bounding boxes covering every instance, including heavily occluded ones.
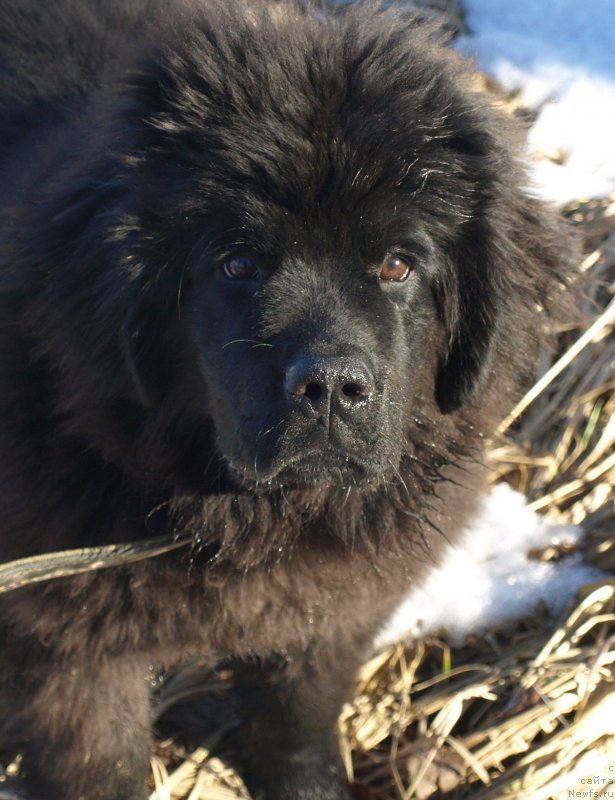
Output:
[284,355,374,411]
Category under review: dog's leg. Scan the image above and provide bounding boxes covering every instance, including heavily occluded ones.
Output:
[237,635,366,800]
[0,641,152,800]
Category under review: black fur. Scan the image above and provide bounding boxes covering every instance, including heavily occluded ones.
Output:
[0,2,573,798]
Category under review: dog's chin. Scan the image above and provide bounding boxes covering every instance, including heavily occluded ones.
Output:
[225,450,384,491]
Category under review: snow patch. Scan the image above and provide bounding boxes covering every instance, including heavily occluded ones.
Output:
[458,0,615,204]
[377,484,607,647]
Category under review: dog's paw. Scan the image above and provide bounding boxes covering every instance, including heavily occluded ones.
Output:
[253,763,354,800]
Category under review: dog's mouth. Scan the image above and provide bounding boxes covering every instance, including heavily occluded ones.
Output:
[226,448,381,490]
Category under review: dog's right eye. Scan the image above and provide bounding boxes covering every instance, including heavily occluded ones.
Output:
[222,256,259,280]
[379,255,412,283]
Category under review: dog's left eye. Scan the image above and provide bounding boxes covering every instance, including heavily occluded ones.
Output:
[379,255,412,282]
[222,256,259,280]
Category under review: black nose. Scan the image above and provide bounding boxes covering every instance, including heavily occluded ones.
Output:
[284,354,375,415]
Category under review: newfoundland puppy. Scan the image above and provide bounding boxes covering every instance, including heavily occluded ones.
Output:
[0,1,572,798]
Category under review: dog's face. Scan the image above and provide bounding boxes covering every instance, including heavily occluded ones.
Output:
[110,7,517,490]
[178,194,438,487]
[111,7,513,490]
[115,20,484,488]
[26,4,556,493]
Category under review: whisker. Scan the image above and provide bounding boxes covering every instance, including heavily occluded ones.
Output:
[256,418,285,440]
[221,338,270,351]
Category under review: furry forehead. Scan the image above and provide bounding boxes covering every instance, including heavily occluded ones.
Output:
[124,0,517,222]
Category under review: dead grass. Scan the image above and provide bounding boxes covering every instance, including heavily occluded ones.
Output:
[491,195,615,532]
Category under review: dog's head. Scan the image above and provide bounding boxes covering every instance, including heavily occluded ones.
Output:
[12,2,569,491]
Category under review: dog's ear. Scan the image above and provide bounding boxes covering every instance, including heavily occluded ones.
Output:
[120,311,164,408]
[434,217,502,414]
[434,195,572,414]
[6,153,171,409]
[49,174,170,408]
[431,104,535,415]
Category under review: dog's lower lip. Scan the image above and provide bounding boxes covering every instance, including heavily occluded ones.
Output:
[227,450,369,486]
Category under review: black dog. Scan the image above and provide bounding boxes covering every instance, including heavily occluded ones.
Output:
[0,1,572,798]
